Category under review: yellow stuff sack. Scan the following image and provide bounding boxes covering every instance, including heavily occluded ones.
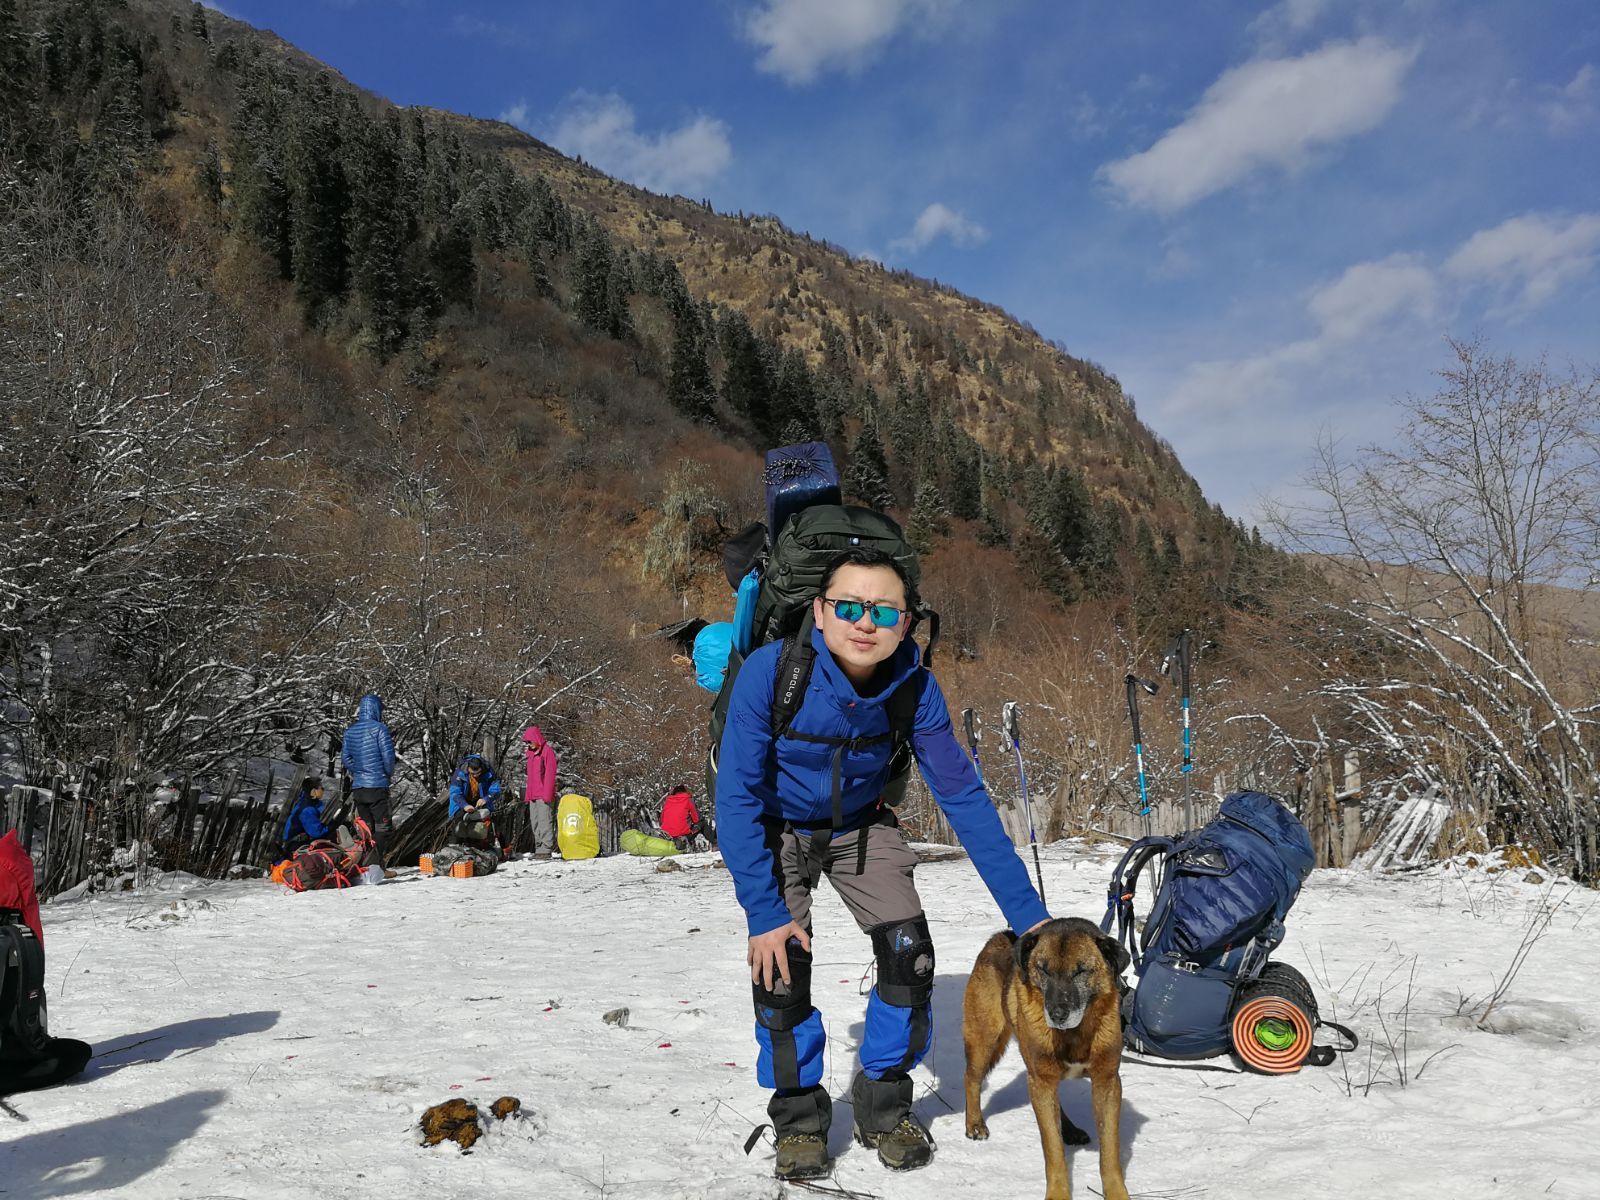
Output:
[556,793,600,860]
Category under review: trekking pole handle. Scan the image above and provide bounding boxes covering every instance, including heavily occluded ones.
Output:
[1123,675,1157,745]
[1001,701,1021,746]
[962,707,978,748]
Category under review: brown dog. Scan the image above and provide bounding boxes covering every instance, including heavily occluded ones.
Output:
[963,917,1132,1200]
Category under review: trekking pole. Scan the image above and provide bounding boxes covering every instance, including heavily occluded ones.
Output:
[961,707,984,784]
[1160,629,1195,833]
[1000,702,1046,905]
[1124,674,1159,838]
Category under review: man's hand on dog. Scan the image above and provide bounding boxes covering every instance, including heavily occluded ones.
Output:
[748,921,811,990]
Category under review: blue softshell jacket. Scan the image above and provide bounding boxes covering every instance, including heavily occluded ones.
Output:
[718,628,1050,1094]
[341,694,396,789]
[718,628,1049,937]
[447,760,503,818]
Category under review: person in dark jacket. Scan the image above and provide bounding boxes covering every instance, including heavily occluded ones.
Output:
[280,776,331,859]
[718,548,1050,1180]
[340,693,396,867]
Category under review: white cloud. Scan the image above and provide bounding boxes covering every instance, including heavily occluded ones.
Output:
[1164,253,1439,422]
[1099,38,1415,213]
[1445,211,1600,311]
[888,203,988,256]
[742,0,956,85]
[1248,0,1332,45]
[1305,255,1438,342]
[506,93,732,196]
[1540,64,1597,135]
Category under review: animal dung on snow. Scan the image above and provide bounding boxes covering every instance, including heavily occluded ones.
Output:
[420,1098,482,1150]
[420,1095,525,1152]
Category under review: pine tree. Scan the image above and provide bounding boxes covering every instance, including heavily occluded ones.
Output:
[603,254,634,339]
[906,476,950,555]
[667,306,716,422]
[286,75,350,317]
[718,310,775,444]
[844,421,895,511]
[190,2,209,41]
[347,114,408,353]
[575,221,614,334]
[772,347,817,437]
[1051,465,1096,563]
[429,210,476,309]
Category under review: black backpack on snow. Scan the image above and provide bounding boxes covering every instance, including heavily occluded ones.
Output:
[2,911,92,1095]
[703,445,938,816]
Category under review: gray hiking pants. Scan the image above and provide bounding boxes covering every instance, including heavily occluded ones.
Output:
[763,817,924,933]
[529,800,556,856]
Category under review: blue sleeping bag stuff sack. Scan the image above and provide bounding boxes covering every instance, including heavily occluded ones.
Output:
[1102,791,1316,1059]
[692,622,734,693]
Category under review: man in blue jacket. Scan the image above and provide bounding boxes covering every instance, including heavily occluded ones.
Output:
[447,754,502,820]
[718,548,1050,1180]
[340,693,396,868]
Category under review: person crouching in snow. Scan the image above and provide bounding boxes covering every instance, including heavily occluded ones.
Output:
[716,547,1050,1180]
[521,724,558,860]
[448,754,501,829]
[432,754,504,876]
[658,784,704,851]
[279,776,331,859]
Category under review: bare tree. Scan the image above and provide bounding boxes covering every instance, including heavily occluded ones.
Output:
[0,181,334,780]
[1268,339,1600,877]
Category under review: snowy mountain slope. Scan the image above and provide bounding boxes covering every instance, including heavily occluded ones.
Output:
[4,843,1597,1199]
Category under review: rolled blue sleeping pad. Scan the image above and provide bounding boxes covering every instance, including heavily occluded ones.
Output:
[764,442,840,543]
[731,569,760,657]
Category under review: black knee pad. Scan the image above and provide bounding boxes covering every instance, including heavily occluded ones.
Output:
[870,914,935,1007]
[753,939,813,1031]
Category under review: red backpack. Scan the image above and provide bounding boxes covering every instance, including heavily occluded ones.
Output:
[281,820,376,892]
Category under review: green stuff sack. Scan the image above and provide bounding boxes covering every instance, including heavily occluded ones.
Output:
[556,794,600,860]
[620,828,679,858]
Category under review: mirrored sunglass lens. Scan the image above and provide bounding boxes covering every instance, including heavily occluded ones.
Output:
[832,600,865,622]
[868,604,902,627]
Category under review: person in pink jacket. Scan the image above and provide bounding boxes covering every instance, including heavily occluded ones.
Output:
[521,724,559,859]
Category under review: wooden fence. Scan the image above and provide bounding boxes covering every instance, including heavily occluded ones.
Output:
[3,771,686,900]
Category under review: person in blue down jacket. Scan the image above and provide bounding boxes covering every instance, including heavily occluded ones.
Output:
[280,776,331,858]
[447,754,502,821]
[340,693,396,867]
[717,547,1051,1181]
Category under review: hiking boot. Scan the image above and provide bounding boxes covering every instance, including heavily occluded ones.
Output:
[773,1131,831,1180]
[855,1113,935,1172]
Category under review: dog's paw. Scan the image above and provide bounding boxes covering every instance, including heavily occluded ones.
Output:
[1060,1115,1091,1146]
[965,1118,990,1141]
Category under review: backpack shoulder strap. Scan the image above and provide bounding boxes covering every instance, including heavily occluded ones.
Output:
[884,666,922,751]
[769,609,818,738]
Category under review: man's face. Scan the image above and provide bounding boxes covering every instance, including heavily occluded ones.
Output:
[812,563,909,679]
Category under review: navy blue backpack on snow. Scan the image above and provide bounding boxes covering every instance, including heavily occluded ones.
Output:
[1101,791,1356,1071]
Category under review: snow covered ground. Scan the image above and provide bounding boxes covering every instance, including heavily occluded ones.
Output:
[4,840,1598,1200]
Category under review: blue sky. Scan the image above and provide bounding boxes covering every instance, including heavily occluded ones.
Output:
[218,1,1598,527]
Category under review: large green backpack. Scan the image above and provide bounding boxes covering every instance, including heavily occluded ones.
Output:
[705,502,938,810]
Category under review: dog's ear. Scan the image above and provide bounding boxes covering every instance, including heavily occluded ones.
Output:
[1097,934,1131,976]
[1014,928,1043,975]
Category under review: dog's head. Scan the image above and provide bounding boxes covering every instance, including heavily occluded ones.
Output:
[1014,918,1131,1032]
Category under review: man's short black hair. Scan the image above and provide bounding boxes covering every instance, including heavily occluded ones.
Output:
[819,547,919,612]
